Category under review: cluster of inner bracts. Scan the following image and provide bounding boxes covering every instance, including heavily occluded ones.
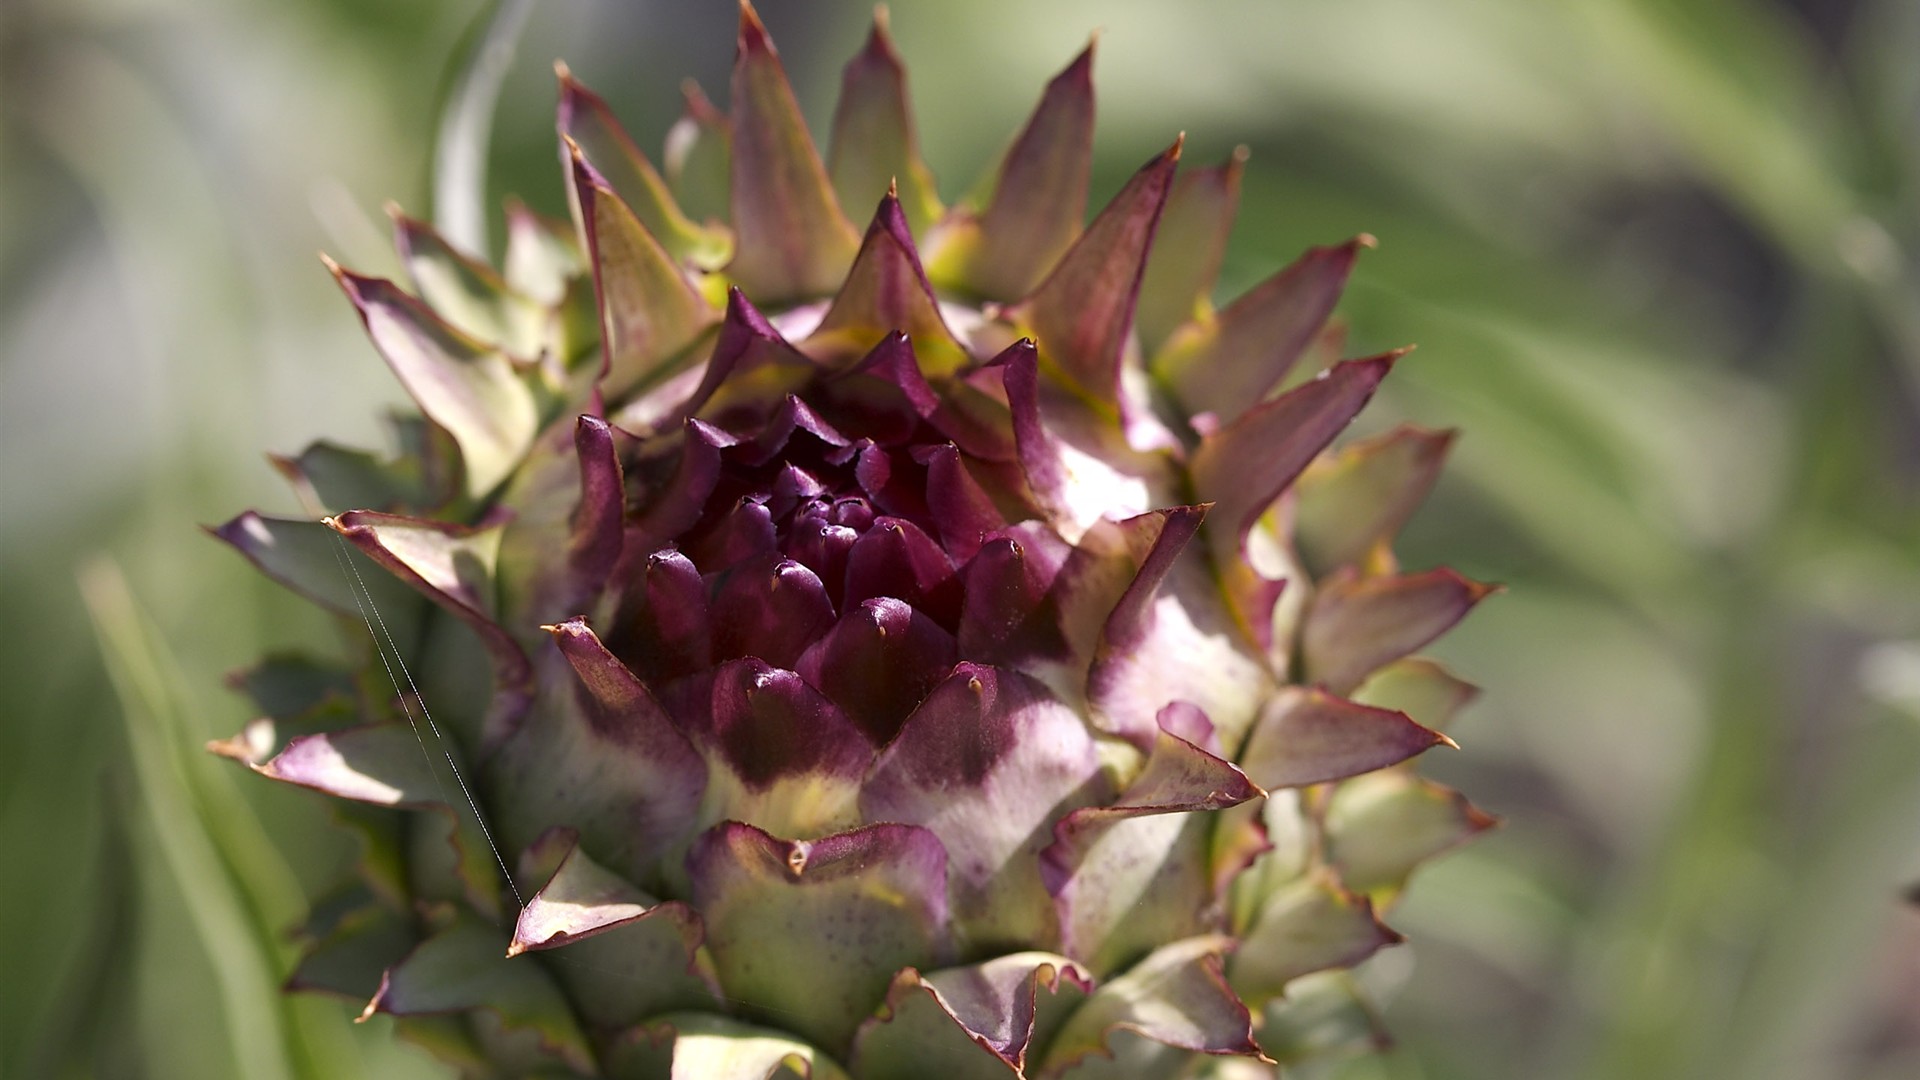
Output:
[213,5,1496,1078]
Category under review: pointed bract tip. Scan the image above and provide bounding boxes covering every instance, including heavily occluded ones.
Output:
[355,972,391,1023]
[888,176,899,198]
[984,337,1038,367]
[381,199,406,222]
[866,4,897,52]
[1396,423,1462,451]
[1439,732,1462,750]
[737,0,772,52]
[1230,144,1251,165]
[319,258,376,306]
[1066,34,1098,76]
[1168,132,1186,161]
[553,58,574,83]
[1432,565,1502,602]
[680,78,721,120]
[1321,348,1410,383]
[724,284,751,310]
[562,135,607,191]
[1370,345,1415,369]
[504,939,529,958]
[205,732,253,763]
[1355,232,1379,250]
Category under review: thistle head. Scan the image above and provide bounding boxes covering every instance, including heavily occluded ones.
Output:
[214,6,1495,1075]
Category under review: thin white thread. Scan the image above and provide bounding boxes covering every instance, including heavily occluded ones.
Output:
[326,534,446,799]
[323,521,842,1026]
[327,522,523,910]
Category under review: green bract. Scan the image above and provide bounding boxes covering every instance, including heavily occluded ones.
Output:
[214,6,1496,1076]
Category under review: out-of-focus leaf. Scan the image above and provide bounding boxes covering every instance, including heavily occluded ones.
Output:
[430,0,536,258]
[80,560,345,1080]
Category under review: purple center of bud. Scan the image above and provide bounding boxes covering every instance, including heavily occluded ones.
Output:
[606,370,976,746]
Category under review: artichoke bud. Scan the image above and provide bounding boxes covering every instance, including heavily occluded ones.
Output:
[214,5,1496,1076]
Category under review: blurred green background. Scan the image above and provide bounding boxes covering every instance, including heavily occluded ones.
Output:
[6,0,1920,1076]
